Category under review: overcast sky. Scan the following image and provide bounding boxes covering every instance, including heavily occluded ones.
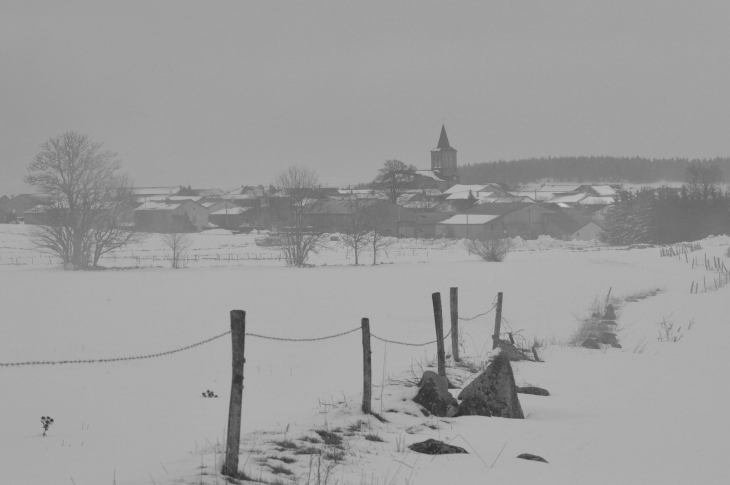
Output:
[2,0,730,195]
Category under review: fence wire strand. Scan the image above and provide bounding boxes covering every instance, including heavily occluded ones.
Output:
[371,328,452,347]
[245,326,362,342]
[458,302,498,322]
[0,330,232,367]
[2,312,477,366]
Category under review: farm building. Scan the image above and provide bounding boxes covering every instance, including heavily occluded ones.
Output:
[303,199,417,237]
[455,203,555,239]
[545,209,605,241]
[208,206,253,229]
[434,214,504,240]
[0,194,52,221]
[134,200,208,232]
[415,212,456,238]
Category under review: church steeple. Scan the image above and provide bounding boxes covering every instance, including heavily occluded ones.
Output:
[430,124,458,179]
[436,124,451,149]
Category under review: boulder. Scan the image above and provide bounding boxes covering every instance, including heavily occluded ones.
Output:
[597,332,619,347]
[582,338,600,349]
[413,371,459,417]
[517,453,548,463]
[458,352,524,419]
[517,386,550,396]
[603,304,616,320]
[408,438,468,455]
[454,396,491,417]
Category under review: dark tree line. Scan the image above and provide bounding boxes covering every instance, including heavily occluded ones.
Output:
[459,156,730,186]
[600,163,730,245]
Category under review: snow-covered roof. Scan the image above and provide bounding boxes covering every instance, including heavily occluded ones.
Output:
[477,196,532,204]
[161,196,204,202]
[579,196,615,205]
[510,191,549,201]
[589,185,617,196]
[443,184,488,195]
[135,200,186,211]
[446,191,495,200]
[548,193,588,204]
[437,214,501,225]
[211,206,251,215]
[415,170,445,182]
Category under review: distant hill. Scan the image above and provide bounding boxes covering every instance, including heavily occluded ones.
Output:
[459,156,730,186]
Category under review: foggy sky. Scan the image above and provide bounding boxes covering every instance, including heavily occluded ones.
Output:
[3,0,730,196]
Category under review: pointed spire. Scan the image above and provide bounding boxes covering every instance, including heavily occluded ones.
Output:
[437,124,451,149]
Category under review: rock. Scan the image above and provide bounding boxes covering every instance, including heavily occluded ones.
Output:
[517,453,548,463]
[458,352,524,419]
[582,338,600,349]
[413,371,459,417]
[455,396,492,417]
[600,320,618,326]
[603,304,616,320]
[597,332,618,346]
[408,438,468,455]
[517,386,550,396]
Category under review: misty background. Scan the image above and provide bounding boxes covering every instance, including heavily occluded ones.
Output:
[3,0,730,196]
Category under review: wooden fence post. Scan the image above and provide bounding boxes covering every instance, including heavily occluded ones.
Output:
[361,318,372,414]
[223,310,246,478]
[449,287,460,362]
[492,292,503,350]
[431,293,446,377]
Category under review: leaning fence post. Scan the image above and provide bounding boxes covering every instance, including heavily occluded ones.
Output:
[361,318,372,414]
[223,310,246,478]
[449,287,460,362]
[431,293,446,377]
[492,292,503,350]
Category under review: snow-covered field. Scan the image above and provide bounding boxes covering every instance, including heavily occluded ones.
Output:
[1,225,729,485]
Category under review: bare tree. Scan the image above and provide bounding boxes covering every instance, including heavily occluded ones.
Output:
[160,232,193,269]
[337,198,375,265]
[373,160,417,204]
[24,132,141,269]
[363,202,393,265]
[464,237,513,262]
[274,166,327,267]
[685,161,723,201]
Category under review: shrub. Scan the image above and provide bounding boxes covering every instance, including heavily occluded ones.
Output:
[464,237,513,262]
[41,416,54,436]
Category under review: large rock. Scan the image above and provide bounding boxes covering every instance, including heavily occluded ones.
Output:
[454,396,491,417]
[603,304,616,320]
[517,386,550,396]
[597,332,620,348]
[413,371,459,417]
[457,352,524,419]
[408,439,467,455]
[582,338,600,349]
[517,453,548,463]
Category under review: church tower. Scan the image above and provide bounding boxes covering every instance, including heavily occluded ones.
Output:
[430,125,458,178]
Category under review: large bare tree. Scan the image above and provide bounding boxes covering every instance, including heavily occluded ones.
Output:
[24,132,143,269]
[373,160,417,204]
[274,165,327,267]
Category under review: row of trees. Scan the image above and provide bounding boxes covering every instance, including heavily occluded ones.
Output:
[459,156,730,186]
[601,162,730,245]
[274,166,394,266]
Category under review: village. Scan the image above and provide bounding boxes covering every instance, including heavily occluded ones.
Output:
[0,127,613,244]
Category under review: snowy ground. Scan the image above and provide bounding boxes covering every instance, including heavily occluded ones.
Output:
[1,225,729,484]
